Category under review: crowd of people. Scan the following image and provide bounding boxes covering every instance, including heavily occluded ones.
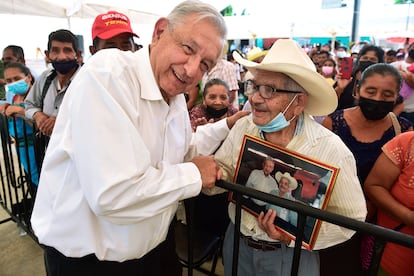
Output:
[0,1,413,275]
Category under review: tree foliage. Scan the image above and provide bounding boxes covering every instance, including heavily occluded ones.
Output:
[394,0,414,4]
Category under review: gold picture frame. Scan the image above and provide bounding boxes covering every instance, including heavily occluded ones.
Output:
[231,134,340,250]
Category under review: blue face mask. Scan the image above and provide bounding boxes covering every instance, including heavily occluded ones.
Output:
[5,78,29,95]
[255,95,297,133]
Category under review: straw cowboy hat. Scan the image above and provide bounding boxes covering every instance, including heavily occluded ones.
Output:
[275,171,298,190]
[246,46,269,62]
[233,39,337,116]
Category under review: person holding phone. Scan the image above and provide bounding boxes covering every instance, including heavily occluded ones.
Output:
[339,57,354,80]
[322,63,412,274]
[334,44,384,110]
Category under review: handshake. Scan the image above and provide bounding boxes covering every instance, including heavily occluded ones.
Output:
[191,155,222,189]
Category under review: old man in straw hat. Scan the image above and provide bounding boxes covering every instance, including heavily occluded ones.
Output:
[266,171,299,225]
[206,39,367,276]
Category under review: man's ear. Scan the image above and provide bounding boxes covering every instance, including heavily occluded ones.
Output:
[151,18,169,43]
[44,50,51,63]
[89,45,97,55]
[293,94,306,115]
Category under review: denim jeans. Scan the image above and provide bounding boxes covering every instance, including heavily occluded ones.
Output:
[223,223,319,276]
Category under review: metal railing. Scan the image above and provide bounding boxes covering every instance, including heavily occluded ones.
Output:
[0,113,413,276]
[0,114,39,240]
[216,180,414,276]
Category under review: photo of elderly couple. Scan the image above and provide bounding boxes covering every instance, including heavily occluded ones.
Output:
[232,134,339,249]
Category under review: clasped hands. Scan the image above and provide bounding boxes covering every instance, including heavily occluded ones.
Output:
[191,155,222,189]
[34,112,56,136]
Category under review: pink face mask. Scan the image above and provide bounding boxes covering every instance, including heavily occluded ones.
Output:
[322,66,334,75]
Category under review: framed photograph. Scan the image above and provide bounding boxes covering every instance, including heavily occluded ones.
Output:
[231,134,340,250]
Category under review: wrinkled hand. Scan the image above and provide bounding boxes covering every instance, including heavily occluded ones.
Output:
[4,105,24,117]
[38,116,56,136]
[226,110,250,129]
[0,103,10,114]
[193,117,212,129]
[191,155,222,189]
[34,112,48,129]
[258,209,292,245]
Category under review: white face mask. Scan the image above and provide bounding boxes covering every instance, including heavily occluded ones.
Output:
[336,51,346,59]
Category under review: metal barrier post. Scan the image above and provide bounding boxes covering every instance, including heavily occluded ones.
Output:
[216,180,414,276]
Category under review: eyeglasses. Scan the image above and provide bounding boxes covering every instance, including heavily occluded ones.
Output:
[244,80,304,99]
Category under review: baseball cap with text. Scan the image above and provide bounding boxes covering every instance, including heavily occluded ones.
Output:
[92,11,139,40]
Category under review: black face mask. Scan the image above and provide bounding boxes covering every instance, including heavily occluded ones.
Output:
[354,61,376,75]
[358,96,394,120]
[51,59,78,74]
[408,49,414,59]
[205,105,228,118]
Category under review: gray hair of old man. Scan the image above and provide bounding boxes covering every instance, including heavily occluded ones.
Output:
[279,73,307,95]
[166,0,228,39]
[203,78,230,98]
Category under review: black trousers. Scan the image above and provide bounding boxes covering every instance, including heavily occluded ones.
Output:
[43,221,182,276]
[319,233,363,276]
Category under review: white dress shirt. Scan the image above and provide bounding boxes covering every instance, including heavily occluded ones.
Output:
[31,47,229,261]
[245,169,278,206]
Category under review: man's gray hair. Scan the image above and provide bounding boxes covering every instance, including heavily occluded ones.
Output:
[167,0,227,39]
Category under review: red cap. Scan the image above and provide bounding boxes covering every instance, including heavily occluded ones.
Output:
[92,11,139,40]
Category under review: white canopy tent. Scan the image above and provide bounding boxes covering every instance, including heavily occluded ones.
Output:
[0,0,412,60]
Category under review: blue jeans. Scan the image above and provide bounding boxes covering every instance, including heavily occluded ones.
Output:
[223,223,320,276]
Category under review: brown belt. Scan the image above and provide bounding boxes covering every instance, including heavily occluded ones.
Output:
[240,234,282,251]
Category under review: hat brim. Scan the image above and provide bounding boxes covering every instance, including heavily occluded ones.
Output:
[248,50,269,61]
[234,52,337,116]
[275,172,298,190]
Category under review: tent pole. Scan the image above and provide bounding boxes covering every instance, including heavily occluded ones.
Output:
[67,17,71,30]
[351,0,360,43]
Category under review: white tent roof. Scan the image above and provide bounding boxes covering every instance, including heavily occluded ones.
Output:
[0,0,413,59]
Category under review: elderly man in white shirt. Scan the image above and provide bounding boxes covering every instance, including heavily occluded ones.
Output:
[206,39,367,276]
[245,157,278,206]
[30,1,250,275]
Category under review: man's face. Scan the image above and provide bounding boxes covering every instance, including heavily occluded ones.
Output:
[263,160,275,176]
[318,53,329,64]
[149,16,224,99]
[47,41,77,62]
[279,177,290,194]
[2,49,20,66]
[94,33,135,53]
[248,70,298,127]
[385,55,396,64]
